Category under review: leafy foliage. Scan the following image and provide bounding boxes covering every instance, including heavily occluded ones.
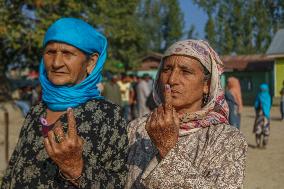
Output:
[193,0,284,54]
[0,0,184,74]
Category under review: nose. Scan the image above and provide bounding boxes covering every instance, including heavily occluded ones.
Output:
[168,68,179,85]
[52,52,64,68]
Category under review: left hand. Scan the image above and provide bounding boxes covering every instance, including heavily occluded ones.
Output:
[44,108,84,181]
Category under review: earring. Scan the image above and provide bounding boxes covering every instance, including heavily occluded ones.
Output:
[202,93,209,106]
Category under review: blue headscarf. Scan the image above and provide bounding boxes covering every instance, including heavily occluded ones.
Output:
[254,83,271,118]
[39,18,107,111]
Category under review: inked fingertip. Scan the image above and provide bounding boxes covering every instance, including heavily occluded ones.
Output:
[67,107,73,113]
[165,84,171,91]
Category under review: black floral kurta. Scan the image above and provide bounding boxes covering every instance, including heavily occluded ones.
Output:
[1,99,128,189]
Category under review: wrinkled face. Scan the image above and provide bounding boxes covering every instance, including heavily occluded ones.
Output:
[43,42,89,86]
[160,55,209,113]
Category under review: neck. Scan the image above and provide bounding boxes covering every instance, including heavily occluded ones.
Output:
[175,101,202,115]
[46,109,65,125]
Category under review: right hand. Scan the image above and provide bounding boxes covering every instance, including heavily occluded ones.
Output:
[145,84,179,158]
[44,108,84,183]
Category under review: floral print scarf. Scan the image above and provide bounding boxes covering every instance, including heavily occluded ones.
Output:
[152,39,229,136]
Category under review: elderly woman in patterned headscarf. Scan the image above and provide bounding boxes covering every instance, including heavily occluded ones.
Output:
[126,39,248,189]
[1,18,128,189]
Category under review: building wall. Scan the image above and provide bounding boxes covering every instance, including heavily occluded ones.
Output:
[275,58,284,97]
[223,71,274,105]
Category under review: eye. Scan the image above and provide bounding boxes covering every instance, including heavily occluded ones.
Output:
[182,69,192,74]
[162,66,172,73]
[62,50,77,60]
[62,50,74,56]
[45,50,56,55]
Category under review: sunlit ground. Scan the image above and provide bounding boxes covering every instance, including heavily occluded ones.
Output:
[0,103,283,188]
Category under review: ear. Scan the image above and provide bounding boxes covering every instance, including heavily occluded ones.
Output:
[86,53,99,74]
[203,80,210,94]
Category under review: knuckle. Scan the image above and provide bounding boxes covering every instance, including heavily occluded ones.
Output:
[164,118,171,124]
[146,122,152,130]
[45,149,54,156]
[52,149,60,156]
[53,127,60,133]
[69,120,75,126]
[145,125,150,132]
[157,119,164,126]
[66,140,77,149]
[47,131,53,138]
[78,139,84,146]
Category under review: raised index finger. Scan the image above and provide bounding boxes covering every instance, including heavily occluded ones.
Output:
[164,84,173,116]
[67,108,77,138]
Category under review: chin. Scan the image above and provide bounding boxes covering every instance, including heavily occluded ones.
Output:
[172,100,203,113]
[48,79,70,86]
[171,100,185,110]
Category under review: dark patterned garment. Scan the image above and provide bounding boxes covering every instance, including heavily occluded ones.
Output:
[1,99,128,189]
[126,116,248,189]
[253,110,270,147]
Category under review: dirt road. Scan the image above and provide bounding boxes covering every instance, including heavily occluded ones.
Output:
[241,106,284,189]
[0,103,284,188]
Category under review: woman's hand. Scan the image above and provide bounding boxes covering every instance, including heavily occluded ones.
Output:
[146,84,179,158]
[44,108,84,183]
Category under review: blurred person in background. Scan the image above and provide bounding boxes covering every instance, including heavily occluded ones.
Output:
[1,18,128,189]
[117,73,132,121]
[12,86,31,117]
[129,74,139,119]
[254,83,272,149]
[102,73,122,106]
[126,40,247,188]
[136,73,151,117]
[146,74,153,91]
[225,77,243,129]
[31,83,42,106]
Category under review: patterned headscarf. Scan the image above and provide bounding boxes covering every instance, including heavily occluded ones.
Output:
[153,39,229,135]
[39,18,107,111]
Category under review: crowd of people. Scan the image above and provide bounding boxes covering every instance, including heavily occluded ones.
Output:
[224,77,274,149]
[11,83,41,117]
[102,73,154,122]
[0,17,283,189]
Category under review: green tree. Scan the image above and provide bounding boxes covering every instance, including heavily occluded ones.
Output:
[193,0,284,55]
[205,16,216,49]
[252,1,272,53]
[161,0,184,51]
[0,0,184,73]
[222,21,234,54]
[93,0,144,71]
[136,0,184,53]
[0,1,91,74]
[187,24,198,39]
[136,0,164,52]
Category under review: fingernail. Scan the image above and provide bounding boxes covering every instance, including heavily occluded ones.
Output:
[165,84,171,92]
[67,107,72,113]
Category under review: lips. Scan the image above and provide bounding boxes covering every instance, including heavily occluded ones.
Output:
[171,89,181,94]
[51,71,68,74]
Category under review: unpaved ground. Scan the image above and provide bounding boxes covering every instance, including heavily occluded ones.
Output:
[241,106,284,189]
[0,103,283,188]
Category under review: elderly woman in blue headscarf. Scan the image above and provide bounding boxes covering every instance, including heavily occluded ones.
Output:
[1,18,128,188]
[254,83,272,149]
